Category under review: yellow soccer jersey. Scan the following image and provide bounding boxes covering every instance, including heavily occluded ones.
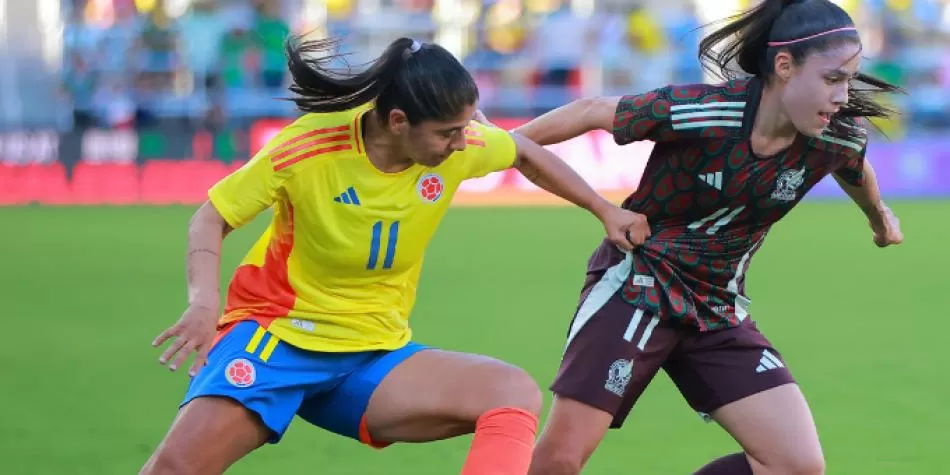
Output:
[208,105,516,352]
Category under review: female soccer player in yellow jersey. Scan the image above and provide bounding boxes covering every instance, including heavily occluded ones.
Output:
[141,37,651,475]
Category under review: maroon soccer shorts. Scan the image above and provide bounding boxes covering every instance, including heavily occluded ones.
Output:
[550,254,796,428]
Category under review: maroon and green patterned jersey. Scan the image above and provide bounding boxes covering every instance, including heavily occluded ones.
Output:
[591,77,867,331]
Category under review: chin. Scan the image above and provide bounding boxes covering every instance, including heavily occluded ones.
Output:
[797,125,825,138]
[425,156,448,167]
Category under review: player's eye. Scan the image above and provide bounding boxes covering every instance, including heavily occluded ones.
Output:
[825,74,848,85]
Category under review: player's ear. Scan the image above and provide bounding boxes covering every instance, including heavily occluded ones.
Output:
[774,51,795,82]
[388,109,410,135]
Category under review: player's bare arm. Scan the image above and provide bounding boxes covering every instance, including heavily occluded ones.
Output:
[833,160,903,247]
[153,201,230,376]
[512,96,621,146]
[508,133,650,249]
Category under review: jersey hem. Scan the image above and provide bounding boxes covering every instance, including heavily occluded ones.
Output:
[221,314,413,353]
[208,189,245,229]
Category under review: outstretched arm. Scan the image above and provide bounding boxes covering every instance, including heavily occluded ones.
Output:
[512,96,620,146]
[185,201,231,311]
[153,133,285,376]
[833,160,903,247]
[153,201,230,375]
[508,133,650,250]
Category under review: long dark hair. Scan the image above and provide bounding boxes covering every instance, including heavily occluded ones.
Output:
[698,0,903,137]
[284,36,478,125]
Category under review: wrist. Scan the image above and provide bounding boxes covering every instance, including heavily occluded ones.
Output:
[588,197,614,221]
[189,293,220,311]
[862,200,887,223]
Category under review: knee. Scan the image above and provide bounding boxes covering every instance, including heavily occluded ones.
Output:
[529,445,583,475]
[754,451,825,475]
[785,454,825,475]
[140,446,194,475]
[486,365,543,417]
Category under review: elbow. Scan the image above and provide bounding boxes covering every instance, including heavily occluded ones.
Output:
[576,96,615,132]
[190,201,230,236]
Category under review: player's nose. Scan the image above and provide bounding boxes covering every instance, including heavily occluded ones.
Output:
[449,136,466,152]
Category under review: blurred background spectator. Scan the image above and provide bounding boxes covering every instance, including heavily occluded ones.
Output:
[1,0,949,136]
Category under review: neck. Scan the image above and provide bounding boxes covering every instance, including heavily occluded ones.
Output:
[362,109,415,173]
[753,83,798,141]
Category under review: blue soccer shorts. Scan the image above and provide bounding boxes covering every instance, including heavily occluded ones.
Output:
[181,320,429,446]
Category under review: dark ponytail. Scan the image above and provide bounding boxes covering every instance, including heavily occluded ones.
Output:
[284,36,478,125]
[698,0,903,136]
[698,0,788,79]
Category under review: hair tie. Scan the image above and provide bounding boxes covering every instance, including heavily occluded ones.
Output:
[403,40,423,61]
[768,27,857,47]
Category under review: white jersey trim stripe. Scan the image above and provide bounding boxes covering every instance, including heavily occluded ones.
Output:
[727,235,766,322]
[670,101,747,112]
[672,110,745,121]
[818,134,866,152]
[673,120,743,130]
[565,253,632,350]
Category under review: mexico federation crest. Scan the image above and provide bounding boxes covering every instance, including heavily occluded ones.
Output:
[417,173,444,203]
[225,358,256,388]
[771,168,806,202]
[605,359,634,397]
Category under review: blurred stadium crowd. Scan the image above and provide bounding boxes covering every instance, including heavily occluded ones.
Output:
[2,0,949,136]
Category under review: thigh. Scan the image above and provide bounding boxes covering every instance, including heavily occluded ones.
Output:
[296,341,429,447]
[528,395,615,475]
[143,321,303,474]
[141,397,269,475]
[554,259,677,428]
[664,322,820,469]
[663,320,796,419]
[533,263,678,472]
[300,344,541,447]
[712,384,823,473]
[178,321,361,442]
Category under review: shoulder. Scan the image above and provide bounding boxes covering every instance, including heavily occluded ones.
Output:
[620,79,752,108]
[618,79,753,141]
[262,106,369,174]
[461,121,514,154]
[665,79,751,138]
[807,119,869,158]
[439,121,517,179]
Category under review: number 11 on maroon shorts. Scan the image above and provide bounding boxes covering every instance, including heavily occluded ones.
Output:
[550,257,796,428]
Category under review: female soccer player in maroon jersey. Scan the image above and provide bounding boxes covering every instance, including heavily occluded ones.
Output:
[493,1,905,474]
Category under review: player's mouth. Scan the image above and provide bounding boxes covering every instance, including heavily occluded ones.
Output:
[817,110,836,126]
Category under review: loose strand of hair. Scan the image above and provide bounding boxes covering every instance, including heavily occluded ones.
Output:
[828,73,905,137]
[284,36,398,113]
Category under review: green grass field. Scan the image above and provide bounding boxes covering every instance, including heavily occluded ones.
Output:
[1,201,946,474]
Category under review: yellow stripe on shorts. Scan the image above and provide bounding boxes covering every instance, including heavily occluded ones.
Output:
[245,326,267,354]
[259,335,281,362]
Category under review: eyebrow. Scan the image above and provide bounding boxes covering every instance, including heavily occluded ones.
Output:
[437,124,467,133]
[824,68,857,78]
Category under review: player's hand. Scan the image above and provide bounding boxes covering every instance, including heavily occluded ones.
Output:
[598,204,651,251]
[870,204,903,248]
[152,303,219,376]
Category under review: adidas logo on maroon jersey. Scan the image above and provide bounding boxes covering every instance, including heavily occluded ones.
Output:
[699,171,723,190]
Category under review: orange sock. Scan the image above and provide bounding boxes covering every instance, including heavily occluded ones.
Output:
[460,407,538,475]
